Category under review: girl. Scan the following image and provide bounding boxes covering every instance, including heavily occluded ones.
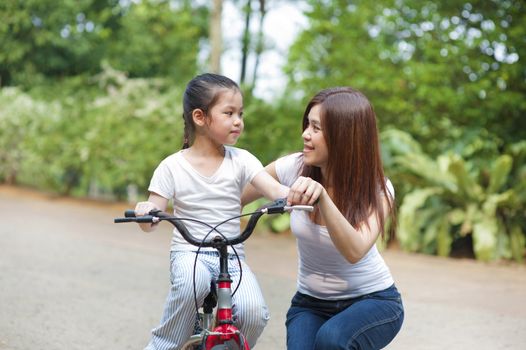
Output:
[135,73,289,350]
[242,87,404,349]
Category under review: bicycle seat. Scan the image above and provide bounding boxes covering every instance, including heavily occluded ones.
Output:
[203,281,217,313]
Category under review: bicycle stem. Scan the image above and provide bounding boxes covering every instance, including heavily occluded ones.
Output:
[216,244,234,325]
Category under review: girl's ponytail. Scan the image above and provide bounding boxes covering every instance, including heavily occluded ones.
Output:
[182,115,190,149]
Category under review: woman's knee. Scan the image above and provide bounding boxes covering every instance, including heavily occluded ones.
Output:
[314,311,404,350]
[314,324,345,349]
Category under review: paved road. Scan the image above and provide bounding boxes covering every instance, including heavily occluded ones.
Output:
[1,186,525,350]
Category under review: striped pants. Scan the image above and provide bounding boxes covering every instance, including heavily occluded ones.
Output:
[145,251,270,350]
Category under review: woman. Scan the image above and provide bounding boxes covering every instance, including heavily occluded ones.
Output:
[242,87,404,349]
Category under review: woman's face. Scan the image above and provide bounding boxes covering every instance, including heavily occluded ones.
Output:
[302,104,329,171]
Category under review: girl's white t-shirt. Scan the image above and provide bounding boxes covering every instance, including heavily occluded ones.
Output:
[276,152,395,299]
[148,146,264,255]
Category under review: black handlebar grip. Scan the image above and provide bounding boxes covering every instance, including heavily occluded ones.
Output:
[135,216,155,223]
[125,210,136,217]
[114,214,155,223]
[114,217,136,223]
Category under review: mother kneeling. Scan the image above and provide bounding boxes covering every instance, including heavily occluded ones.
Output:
[242,87,404,350]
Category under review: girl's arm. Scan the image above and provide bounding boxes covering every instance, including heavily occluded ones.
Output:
[134,192,169,232]
[288,176,389,263]
[243,162,287,205]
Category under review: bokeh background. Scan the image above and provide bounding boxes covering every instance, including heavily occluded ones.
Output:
[1,0,524,262]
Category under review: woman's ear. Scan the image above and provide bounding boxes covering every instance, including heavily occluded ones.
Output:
[192,109,206,127]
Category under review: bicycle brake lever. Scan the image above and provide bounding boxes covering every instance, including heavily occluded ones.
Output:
[260,198,287,214]
[148,209,162,216]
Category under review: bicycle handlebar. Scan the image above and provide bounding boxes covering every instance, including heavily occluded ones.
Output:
[114,198,313,248]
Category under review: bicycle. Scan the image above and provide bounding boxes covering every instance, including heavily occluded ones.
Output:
[114,198,313,350]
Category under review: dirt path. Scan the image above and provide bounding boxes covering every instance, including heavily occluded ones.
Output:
[0,185,525,350]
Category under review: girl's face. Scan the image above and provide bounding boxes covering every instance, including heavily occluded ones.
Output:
[206,89,244,146]
[302,104,329,171]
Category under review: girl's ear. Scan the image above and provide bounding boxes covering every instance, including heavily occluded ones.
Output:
[192,109,207,127]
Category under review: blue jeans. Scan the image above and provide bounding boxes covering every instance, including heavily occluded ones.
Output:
[286,285,404,350]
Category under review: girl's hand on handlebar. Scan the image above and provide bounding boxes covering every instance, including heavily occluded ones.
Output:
[288,176,324,206]
[135,201,160,216]
[135,201,161,232]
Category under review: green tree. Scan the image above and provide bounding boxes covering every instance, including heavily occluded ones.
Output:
[0,0,122,85]
[285,0,525,153]
[278,0,526,261]
[105,0,207,81]
[0,0,208,86]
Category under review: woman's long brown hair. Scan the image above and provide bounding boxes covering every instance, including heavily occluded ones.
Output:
[301,87,395,236]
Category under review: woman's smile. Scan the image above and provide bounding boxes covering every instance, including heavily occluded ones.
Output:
[303,144,314,153]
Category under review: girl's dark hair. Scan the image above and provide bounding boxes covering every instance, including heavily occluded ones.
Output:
[182,73,241,149]
[301,87,395,237]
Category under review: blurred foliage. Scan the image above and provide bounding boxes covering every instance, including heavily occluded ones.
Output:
[279,0,525,261]
[0,0,207,86]
[382,129,525,262]
[0,0,524,261]
[237,92,305,165]
[0,66,182,198]
[285,0,525,154]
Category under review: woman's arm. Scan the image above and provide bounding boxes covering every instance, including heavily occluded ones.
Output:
[242,162,284,206]
[134,192,169,232]
[288,176,389,263]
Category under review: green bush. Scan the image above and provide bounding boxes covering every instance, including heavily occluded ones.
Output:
[1,67,184,200]
[382,129,526,262]
[0,87,63,186]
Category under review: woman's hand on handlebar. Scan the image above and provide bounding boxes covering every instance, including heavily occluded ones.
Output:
[287,176,325,206]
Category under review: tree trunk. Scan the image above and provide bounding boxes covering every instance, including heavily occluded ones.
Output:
[251,0,267,92]
[240,0,252,84]
[209,0,223,73]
